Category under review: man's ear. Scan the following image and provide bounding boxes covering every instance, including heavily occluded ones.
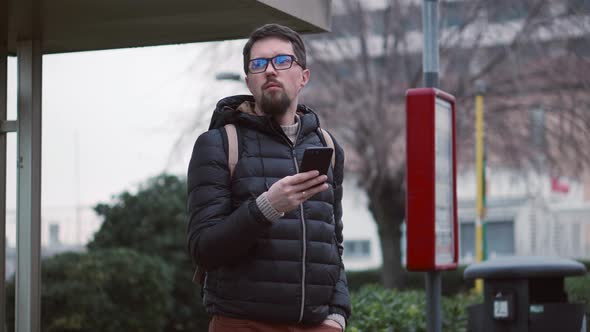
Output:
[300,69,310,88]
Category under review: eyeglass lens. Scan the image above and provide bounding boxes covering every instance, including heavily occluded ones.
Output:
[249,55,294,73]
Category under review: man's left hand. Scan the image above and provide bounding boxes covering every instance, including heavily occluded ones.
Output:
[321,319,343,331]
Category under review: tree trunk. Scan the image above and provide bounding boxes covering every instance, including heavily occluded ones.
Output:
[367,175,406,289]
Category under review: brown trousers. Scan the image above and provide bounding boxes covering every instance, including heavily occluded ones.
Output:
[208,315,342,332]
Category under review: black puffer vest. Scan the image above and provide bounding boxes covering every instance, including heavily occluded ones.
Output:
[187,95,350,325]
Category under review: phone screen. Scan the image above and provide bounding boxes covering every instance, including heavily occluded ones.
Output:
[299,147,333,176]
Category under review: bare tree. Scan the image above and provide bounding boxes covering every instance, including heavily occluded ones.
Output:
[303,0,590,288]
[166,40,250,171]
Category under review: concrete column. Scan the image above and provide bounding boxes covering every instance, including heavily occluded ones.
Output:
[0,0,8,329]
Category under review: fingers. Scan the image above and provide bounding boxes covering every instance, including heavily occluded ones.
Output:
[292,174,328,193]
[286,172,328,202]
[298,182,329,202]
[266,171,329,213]
[285,170,320,185]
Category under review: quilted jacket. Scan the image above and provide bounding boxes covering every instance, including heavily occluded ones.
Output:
[187,95,351,325]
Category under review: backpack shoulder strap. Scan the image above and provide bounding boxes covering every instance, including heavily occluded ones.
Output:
[224,124,238,177]
[192,266,205,285]
[192,124,238,288]
[319,128,336,169]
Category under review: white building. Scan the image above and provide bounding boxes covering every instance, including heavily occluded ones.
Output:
[340,178,382,270]
[314,0,590,270]
[4,207,97,279]
[456,169,590,264]
[340,169,590,271]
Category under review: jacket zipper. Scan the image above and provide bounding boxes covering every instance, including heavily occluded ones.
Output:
[291,120,306,323]
[271,117,306,322]
[292,148,307,323]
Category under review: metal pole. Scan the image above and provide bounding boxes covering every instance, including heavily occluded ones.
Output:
[422,0,441,331]
[423,0,439,88]
[0,0,8,328]
[16,37,42,332]
[426,271,441,332]
[15,0,43,329]
[74,132,81,244]
[475,90,485,293]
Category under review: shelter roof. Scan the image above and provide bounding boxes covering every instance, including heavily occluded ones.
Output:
[8,0,331,54]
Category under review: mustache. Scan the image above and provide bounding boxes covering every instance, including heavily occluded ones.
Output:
[262,79,283,89]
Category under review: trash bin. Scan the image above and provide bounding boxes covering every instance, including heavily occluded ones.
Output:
[464,256,587,332]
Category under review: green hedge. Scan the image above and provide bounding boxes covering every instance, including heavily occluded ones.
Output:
[566,273,590,330]
[348,261,589,332]
[348,285,481,332]
[348,261,589,295]
[347,267,474,296]
[567,261,590,310]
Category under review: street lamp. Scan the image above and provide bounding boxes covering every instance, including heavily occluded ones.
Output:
[215,72,243,81]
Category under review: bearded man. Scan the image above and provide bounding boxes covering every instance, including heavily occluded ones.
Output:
[187,23,351,332]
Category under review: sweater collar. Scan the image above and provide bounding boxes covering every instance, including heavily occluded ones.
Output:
[208,95,322,141]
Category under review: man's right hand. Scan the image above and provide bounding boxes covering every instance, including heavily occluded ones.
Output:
[266,170,328,214]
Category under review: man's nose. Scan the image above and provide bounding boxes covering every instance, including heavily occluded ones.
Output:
[264,63,277,76]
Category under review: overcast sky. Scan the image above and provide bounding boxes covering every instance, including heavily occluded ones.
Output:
[5,34,585,248]
[5,39,249,213]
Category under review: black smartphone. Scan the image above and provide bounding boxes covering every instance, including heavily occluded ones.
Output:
[299,147,333,176]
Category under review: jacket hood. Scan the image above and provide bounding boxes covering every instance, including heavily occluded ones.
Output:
[208,95,324,138]
[208,95,256,130]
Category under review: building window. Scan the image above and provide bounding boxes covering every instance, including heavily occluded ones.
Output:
[344,240,371,258]
[572,223,581,256]
[568,38,590,56]
[460,222,475,263]
[568,0,590,14]
[442,1,469,28]
[486,221,516,257]
[487,1,528,23]
[459,220,515,263]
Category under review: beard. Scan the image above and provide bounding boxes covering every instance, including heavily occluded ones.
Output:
[259,89,291,117]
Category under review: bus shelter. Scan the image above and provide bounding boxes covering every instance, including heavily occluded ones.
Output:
[0,1,332,330]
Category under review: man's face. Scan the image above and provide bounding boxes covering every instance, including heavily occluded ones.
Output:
[245,37,310,116]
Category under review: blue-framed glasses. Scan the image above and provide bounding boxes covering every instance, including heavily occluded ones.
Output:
[248,54,301,74]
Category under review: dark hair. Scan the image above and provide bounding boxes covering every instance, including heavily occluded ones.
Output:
[242,23,307,74]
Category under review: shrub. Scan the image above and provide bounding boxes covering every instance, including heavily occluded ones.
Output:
[6,248,173,332]
[566,273,590,330]
[89,174,210,331]
[348,284,481,332]
[347,269,381,292]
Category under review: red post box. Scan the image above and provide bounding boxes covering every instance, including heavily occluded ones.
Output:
[406,88,458,271]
